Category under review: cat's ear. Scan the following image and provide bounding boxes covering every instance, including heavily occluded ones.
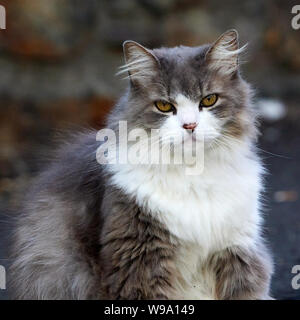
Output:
[205,30,246,76]
[119,41,160,85]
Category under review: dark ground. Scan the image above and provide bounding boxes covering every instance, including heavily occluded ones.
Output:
[260,114,300,300]
[0,113,300,300]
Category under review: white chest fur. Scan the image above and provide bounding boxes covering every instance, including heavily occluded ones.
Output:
[109,144,263,256]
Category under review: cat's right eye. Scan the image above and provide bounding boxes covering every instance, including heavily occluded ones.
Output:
[200,94,218,108]
[155,101,175,113]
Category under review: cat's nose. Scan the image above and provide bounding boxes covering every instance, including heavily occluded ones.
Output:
[182,122,197,132]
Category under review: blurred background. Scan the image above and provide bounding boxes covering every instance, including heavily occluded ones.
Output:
[0,0,299,299]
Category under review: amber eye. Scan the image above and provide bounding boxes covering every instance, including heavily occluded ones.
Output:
[155,101,175,113]
[200,94,218,108]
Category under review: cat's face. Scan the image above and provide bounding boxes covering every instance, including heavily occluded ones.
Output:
[115,30,255,163]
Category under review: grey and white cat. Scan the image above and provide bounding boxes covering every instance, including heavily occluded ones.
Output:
[10,30,273,299]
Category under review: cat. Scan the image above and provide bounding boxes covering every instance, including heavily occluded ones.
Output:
[10,30,273,300]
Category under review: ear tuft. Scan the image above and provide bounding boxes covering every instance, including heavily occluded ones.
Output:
[206,29,246,75]
[117,41,159,83]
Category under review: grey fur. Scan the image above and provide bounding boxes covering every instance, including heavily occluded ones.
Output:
[10,30,272,299]
[206,244,273,300]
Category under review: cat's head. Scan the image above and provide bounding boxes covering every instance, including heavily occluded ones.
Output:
[111,30,257,165]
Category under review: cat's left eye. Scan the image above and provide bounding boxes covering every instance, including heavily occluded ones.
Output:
[200,94,218,108]
[155,101,175,113]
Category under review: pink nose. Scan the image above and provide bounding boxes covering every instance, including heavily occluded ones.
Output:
[183,122,197,131]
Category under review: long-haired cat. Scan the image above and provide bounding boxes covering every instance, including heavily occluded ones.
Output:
[10,30,273,299]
